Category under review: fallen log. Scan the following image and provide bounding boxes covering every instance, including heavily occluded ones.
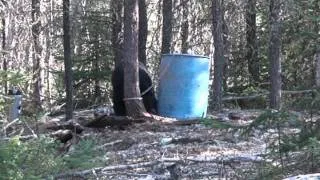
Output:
[45,120,84,134]
[50,129,73,143]
[85,114,200,129]
[85,115,145,128]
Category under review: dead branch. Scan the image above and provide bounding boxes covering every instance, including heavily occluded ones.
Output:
[1,129,74,143]
[162,154,264,164]
[222,89,317,101]
[1,118,20,133]
[93,140,123,150]
[1,134,38,141]
[222,93,268,101]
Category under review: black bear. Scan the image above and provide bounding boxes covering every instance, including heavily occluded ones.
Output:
[111,62,157,116]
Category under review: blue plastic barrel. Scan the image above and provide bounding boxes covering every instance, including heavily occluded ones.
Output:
[158,54,210,120]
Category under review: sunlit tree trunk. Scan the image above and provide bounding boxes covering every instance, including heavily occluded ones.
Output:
[269,0,282,109]
[123,0,146,116]
[63,0,74,120]
[161,0,172,54]
[212,0,225,111]
[32,0,42,109]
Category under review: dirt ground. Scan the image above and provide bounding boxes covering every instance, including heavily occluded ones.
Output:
[53,109,268,180]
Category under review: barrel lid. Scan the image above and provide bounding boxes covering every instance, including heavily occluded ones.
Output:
[162,53,210,59]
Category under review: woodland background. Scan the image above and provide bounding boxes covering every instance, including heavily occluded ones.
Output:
[0,0,319,112]
[0,0,320,179]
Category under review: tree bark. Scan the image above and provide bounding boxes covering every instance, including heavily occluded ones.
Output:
[2,18,7,94]
[63,0,74,120]
[1,0,8,95]
[93,34,101,102]
[161,0,173,54]
[181,0,189,53]
[111,0,123,68]
[138,0,148,65]
[31,0,42,109]
[123,0,147,117]
[246,0,259,84]
[316,51,320,87]
[269,0,282,110]
[212,0,225,111]
[314,1,320,88]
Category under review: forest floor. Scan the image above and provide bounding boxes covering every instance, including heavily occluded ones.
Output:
[5,108,313,179]
[49,109,271,179]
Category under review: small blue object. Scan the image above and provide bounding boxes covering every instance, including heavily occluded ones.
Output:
[158,54,210,120]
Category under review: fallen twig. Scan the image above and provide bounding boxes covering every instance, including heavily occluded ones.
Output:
[162,154,264,164]
[1,118,20,133]
[53,160,159,179]
[94,140,123,150]
[1,134,38,141]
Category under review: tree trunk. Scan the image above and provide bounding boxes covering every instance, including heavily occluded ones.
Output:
[181,0,189,53]
[111,0,123,68]
[1,0,8,94]
[269,0,282,110]
[123,0,147,117]
[314,1,320,88]
[222,1,230,91]
[316,51,320,87]
[31,0,42,109]
[161,0,173,54]
[211,0,225,111]
[246,0,259,84]
[93,35,101,103]
[2,18,7,94]
[138,0,148,65]
[63,0,74,120]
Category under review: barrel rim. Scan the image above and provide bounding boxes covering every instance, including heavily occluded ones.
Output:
[162,53,210,59]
